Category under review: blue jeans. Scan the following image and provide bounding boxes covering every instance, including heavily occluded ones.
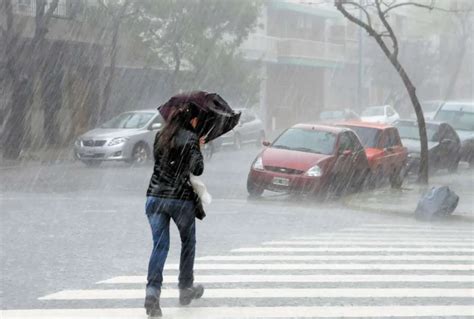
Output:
[145,196,196,294]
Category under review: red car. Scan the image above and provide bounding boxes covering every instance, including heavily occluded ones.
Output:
[247,124,370,197]
[335,121,407,188]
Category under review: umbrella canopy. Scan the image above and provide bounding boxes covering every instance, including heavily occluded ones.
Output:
[158,91,241,143]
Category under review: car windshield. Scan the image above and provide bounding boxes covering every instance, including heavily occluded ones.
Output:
[434,109,474,131]
[272,128,336,155]
[422,101,442,113]
[396,122,439,142]
[320,111,343,120]
[343,126,381,148]
[362,106,384,116]
[101,112,155,129]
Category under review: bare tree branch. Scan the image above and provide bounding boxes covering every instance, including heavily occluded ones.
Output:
[375,0,398,57]
[382,1,470,15]
[340,1,373,28]
[334,0,375,35]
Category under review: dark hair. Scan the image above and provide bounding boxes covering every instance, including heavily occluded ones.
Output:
[156,103,200,151]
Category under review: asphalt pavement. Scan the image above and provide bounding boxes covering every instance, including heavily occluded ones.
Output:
[1,145,473,318]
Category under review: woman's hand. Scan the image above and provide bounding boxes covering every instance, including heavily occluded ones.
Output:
[199,137,206,148]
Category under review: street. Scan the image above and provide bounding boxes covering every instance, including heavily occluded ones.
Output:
[1,145,473,318]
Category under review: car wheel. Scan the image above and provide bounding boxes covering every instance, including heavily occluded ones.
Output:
[256,131,265,147]
[234,134,242,150]
[82,160,102,167]
[368,168,383,189]
[130,142,150,166]
[247,179,264,197]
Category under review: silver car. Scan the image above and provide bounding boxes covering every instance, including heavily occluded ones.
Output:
[74,110,163,166]
[217,108,265,149]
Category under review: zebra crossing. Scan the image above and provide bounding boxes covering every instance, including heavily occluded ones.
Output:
[2,223,473,318]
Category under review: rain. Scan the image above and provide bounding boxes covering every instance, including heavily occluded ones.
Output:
[1,0,473,318]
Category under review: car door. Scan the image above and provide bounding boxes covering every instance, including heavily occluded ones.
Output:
[382,128,406,175]
[333,132,357,178]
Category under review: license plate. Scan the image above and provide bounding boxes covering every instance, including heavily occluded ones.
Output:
[272,177,289,186]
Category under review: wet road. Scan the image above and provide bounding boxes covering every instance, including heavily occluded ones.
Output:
[1,145,473,318]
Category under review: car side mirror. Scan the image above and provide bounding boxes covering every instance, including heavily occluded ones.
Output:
[342,150,352,156]
[150,123,162,130]
[262,140,271,147]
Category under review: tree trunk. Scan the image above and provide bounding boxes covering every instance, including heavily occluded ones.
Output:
[372,36,429,184]
[99,1,130,125]
[100,19,120,125]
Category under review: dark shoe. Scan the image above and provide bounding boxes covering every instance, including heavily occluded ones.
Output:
[144,293,162,317]
[179,284,204,306]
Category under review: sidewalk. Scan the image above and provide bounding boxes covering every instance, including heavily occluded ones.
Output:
[0,148,74,169]
[344,166,474,221]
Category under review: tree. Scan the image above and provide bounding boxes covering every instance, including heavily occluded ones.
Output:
[95,0,140,124]
[134,0,262,105]
[1,0,60,159]
[334,0,461,184]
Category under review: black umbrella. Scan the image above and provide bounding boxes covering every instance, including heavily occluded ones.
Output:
[158,91,241,143]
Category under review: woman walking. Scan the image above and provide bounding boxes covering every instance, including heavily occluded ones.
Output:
[144,103,205,317]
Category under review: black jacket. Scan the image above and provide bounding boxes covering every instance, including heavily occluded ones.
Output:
[146,126,204,200]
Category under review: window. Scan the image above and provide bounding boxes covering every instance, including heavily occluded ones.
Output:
[387,107,395,117]
[362,106,384,116]
[272,128,336,155]
[150,114,163,125]
[338,133,354,152]
[343,126,381,148]
[384,129,401,148]
[101,112,155,129]
[347,132,363,151]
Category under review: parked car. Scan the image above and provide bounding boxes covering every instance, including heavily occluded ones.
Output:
[361,105,400,124]
[246,124,370,197]
[218,108,265,149]
[433,101,474,167]
[318,108,360,122]
[74,110,163,166]
[395,119,461,174]
[335,121,407,188]
[418,100,445,120]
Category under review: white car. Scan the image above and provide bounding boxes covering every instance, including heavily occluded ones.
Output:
[361,105,400,124]
[74,110,163,166]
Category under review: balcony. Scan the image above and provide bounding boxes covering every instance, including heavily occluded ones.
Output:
[241,34,357,67]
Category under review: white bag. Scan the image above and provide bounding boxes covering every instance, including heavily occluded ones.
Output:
[190,174,212,205]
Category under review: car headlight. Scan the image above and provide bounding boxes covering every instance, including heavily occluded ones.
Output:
[306,165,322,177]
[253,156,264,171]
[75,139,82,147]
[107,137,128,146]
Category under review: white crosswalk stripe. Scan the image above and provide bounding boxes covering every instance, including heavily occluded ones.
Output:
[5,223,474,318]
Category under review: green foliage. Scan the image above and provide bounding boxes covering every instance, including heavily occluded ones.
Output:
[132,0,263,105]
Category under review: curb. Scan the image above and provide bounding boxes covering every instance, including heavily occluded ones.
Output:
[343,193,474,223]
